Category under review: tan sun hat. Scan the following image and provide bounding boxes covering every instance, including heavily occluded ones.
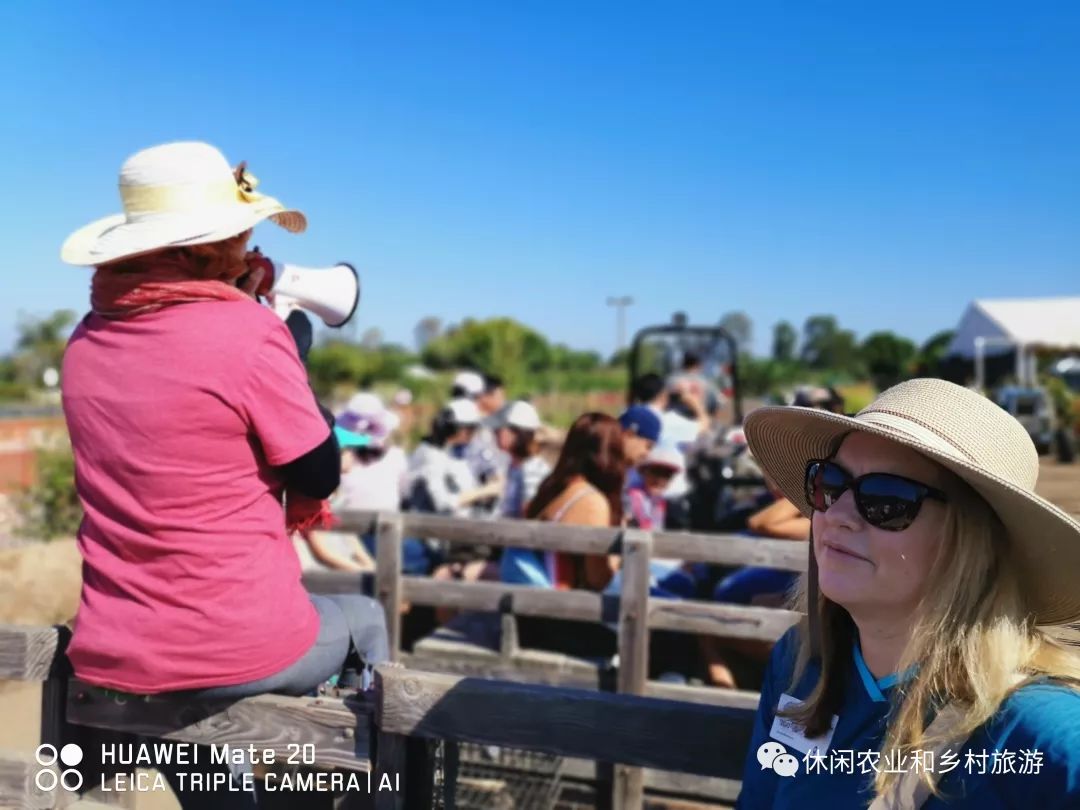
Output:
[744,377,1080,627]
[61,141,306,266]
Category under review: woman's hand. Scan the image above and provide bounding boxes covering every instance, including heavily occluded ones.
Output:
[236,264,265,299]
[236,249,275,299]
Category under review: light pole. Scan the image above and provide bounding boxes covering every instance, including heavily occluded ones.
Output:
[606,295,634,353]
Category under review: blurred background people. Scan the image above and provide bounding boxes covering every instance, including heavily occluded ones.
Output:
[521,412,628,591]
[405,399,501,518]
[618,405,661,466]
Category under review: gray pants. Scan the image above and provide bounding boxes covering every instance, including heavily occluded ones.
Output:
[175,593,389,699]
[156,593,389,808]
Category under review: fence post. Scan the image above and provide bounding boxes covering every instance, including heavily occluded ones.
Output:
[614,529,652,810]
[375,513,404,662]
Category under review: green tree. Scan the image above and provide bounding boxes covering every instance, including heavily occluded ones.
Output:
[19,445,82,539]
[801,315,861,373]
[772,321,798,363]
[306,342,414,397]
[12,309,78,386]
[420,318,551,389]
[914,330,956,377]
[860,331,917,390]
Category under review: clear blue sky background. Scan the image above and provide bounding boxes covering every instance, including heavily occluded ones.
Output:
[1,1,1077,358]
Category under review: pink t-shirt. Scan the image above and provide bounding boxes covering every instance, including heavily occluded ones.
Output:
[61,299,329,693]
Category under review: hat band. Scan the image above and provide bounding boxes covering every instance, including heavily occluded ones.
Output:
[120,179,251,217]
[855,410,974,463]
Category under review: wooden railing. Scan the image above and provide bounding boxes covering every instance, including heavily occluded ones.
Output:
[1,513,805,809]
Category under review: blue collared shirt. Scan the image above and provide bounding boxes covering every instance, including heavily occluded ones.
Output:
[737,628,1080,809]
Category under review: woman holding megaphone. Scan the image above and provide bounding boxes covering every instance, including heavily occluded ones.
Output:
[59,142,387,802]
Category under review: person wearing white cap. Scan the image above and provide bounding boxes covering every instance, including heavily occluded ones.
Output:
[451,370,485,400]
[405,399,502,519]
[496,401,551,519]
[463,373,510,499]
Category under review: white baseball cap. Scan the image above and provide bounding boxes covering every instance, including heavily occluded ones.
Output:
[503,401,542,431]
[452,371,485,398]
[640,444,685,473]
[446,398,482,426]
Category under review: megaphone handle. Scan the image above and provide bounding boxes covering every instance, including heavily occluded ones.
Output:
[285,310,314,365]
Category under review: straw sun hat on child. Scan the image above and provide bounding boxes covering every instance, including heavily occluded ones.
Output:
[744,377,1080,628]
[61,141,306,267]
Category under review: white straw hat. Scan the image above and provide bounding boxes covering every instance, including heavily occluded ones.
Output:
[744,378,1080,627]
[61,141,306,266]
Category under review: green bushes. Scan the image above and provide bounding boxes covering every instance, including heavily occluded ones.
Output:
[18,444,82,540]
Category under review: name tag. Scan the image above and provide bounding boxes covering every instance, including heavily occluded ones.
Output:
[769,694,838,755]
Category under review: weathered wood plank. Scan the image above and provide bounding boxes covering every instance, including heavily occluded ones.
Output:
[339,511,624,555]
[652,531,807,572]
[402,646,604,689]
[0,625,66,682]
[648,600,800,641]
[644,681,761,711]
[336,510,807,570]
[615,530,652,810]
[65,681,373,773]
[375,515,404,661]
[374,667,753,779]
[402,577,616,624]
[0,750,61,809]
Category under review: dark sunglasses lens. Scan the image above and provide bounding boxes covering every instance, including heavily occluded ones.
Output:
[857,474,922,529]
[807,462,849,511]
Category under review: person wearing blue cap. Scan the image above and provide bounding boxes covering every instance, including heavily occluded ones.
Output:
[618,405,661,466]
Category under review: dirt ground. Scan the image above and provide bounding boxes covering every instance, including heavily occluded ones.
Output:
[1,458,1078,808]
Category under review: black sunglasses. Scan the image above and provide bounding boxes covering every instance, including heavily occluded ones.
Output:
[804,460,947,531]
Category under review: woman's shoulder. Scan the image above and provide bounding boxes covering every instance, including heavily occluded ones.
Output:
[545,481,609,524]
[995,679,1080,743]
[960,681,1080,806]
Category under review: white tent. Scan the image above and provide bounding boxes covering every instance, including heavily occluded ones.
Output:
[948,297,1080,386]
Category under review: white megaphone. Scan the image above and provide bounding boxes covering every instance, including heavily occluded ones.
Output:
[254,260,360,328]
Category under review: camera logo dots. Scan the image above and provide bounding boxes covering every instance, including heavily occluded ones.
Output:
[34,743,84,793]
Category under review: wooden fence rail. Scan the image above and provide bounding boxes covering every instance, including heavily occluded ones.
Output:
[1,511,801,808]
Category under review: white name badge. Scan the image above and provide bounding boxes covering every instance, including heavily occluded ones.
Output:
[768,693,839,755]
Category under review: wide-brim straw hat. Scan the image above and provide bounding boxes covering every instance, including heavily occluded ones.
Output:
[61,141,306,266]
[744,377,1080,628]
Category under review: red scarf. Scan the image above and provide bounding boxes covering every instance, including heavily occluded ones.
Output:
[92,258,334,533]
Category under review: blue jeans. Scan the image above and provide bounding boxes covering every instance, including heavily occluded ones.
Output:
[712,567,797,604]
[154,594,387,808]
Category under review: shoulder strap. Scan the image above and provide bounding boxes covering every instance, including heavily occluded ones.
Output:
[866,703,965,810]
[550,484,594,522]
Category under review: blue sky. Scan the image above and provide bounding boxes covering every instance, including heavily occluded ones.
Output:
[1,2,1077,358]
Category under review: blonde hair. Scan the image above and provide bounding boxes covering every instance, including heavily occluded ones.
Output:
[785,476,1080,798]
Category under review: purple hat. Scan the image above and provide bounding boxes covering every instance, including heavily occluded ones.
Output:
[619,406,661,443]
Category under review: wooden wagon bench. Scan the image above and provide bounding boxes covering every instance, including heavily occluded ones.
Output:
[1,513,806,809]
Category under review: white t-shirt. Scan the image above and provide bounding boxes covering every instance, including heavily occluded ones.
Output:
[333,446,408,513]
[652,408,702,498]
[405,442,478,518]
